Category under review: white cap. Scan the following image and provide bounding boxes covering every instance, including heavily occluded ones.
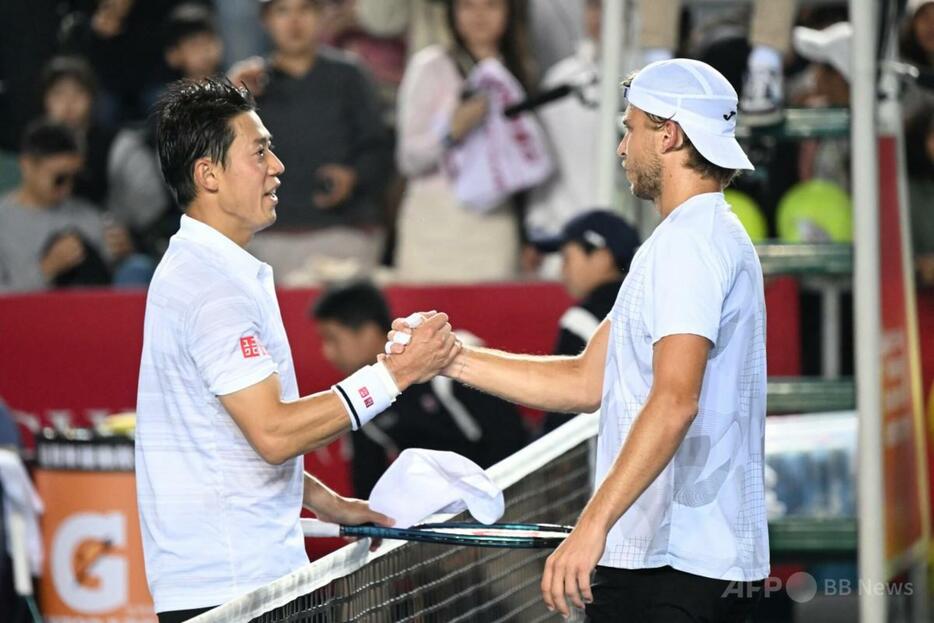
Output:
[624,58,754,171]
[793,22,852,82]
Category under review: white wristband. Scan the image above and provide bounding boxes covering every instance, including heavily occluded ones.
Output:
[333,363,400,431]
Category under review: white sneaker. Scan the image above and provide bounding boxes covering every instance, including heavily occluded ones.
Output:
[740,65,784,126]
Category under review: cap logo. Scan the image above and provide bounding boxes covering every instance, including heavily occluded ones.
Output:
[723,110,736,121]
[582,231,607,249]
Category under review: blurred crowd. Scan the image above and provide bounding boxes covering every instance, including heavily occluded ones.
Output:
[0,0,933,293]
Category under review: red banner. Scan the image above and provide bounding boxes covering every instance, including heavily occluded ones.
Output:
[878,136,929,572]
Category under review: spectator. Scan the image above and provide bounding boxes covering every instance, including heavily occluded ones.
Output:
[394,0,536,282]
[0,121,152,292]
[163,4,225,82]
[900,0,934,116]
[354,0,582,73]
[790,22,851,190]
[905,104,934,288]
[318,0,408,123]
[312,281,528,496]
[530,210,639,434]
[0,0,59,151]
[640,0,797,124]
[228,0,393,283]
[59,0,208,124]
[901,0,934,72]
[40,56,169,236]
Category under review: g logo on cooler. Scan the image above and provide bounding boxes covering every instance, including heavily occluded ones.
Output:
[51,512,128,613]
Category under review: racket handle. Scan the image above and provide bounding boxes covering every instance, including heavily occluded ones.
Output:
[301,518,342,538]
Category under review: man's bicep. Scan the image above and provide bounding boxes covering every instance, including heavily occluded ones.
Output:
[577,319,611,406]
[651,334,710,402]
[188,293,277,395]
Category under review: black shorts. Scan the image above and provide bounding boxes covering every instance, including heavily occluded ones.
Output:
[157,606,216,623]
[585,565,763,623]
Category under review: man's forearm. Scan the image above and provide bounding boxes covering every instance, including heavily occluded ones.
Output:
[448,346,601,414]
[576,396,695,533]
[274,391,354,459]
[303,471,338,511]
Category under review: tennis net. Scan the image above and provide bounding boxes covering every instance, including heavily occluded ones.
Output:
[192,411,600,623]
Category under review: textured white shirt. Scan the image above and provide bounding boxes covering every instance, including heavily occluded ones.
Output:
[598,192,769,581]
[136,215,306,612]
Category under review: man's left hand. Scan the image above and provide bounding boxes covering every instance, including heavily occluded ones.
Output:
[310,494,395,552]
[541,522,605,617]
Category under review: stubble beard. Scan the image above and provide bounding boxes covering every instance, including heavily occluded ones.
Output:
[629,155,662,201]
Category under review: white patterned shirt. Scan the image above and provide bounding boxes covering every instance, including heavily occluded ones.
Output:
[597,192,770,581]
[136,215,306,612]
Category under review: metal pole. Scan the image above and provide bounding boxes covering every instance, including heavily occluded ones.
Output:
[596,0,623,207]
[850,0,886,620]
[820,281,842,379]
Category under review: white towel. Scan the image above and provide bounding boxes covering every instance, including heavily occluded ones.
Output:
[444,58,554,213]
[368,449,504,528]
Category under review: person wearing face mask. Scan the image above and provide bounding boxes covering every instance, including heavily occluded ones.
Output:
[39,56,169,245]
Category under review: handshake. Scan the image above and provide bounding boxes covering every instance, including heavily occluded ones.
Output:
[378,311,462,391]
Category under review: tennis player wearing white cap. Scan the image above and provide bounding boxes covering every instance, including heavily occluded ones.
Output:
[388,58,768,621]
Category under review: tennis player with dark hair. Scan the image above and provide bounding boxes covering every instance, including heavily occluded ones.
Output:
[389,59,768,621]
[137,78,459,622]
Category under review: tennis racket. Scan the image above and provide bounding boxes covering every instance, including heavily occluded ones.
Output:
[302,519,573,549]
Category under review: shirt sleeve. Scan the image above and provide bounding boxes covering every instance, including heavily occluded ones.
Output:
[647,228,728,347]
[187,291,278,396]
[396,48,460,176]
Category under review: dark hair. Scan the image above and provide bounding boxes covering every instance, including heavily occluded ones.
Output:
[258,0,323,17]
[40,56,98,101]
[445,0,534,91]
[153,77,256,207]
[622,74,739,188]
[164,3,218,50]
[900,8,934,69]
[312,281,392,332]
[20,120,81,158]
[905,104,934,180]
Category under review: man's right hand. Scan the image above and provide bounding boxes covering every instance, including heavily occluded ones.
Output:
[41,233,86,280]
[228,57,269,96]
[381,312,460,389]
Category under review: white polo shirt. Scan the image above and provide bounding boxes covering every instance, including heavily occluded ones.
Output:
[136,215,307,612]
[598,192,769,581]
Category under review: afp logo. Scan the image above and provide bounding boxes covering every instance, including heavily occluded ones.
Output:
[51,512,128,613]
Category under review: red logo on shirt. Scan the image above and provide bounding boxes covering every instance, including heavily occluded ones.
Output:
[359,386,374,408]
[240,336,266,358]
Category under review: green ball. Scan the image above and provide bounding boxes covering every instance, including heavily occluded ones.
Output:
[776,180,853,243]
[724,189,768,242]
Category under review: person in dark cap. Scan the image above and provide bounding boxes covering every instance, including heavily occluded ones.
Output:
[532,209,640,433]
